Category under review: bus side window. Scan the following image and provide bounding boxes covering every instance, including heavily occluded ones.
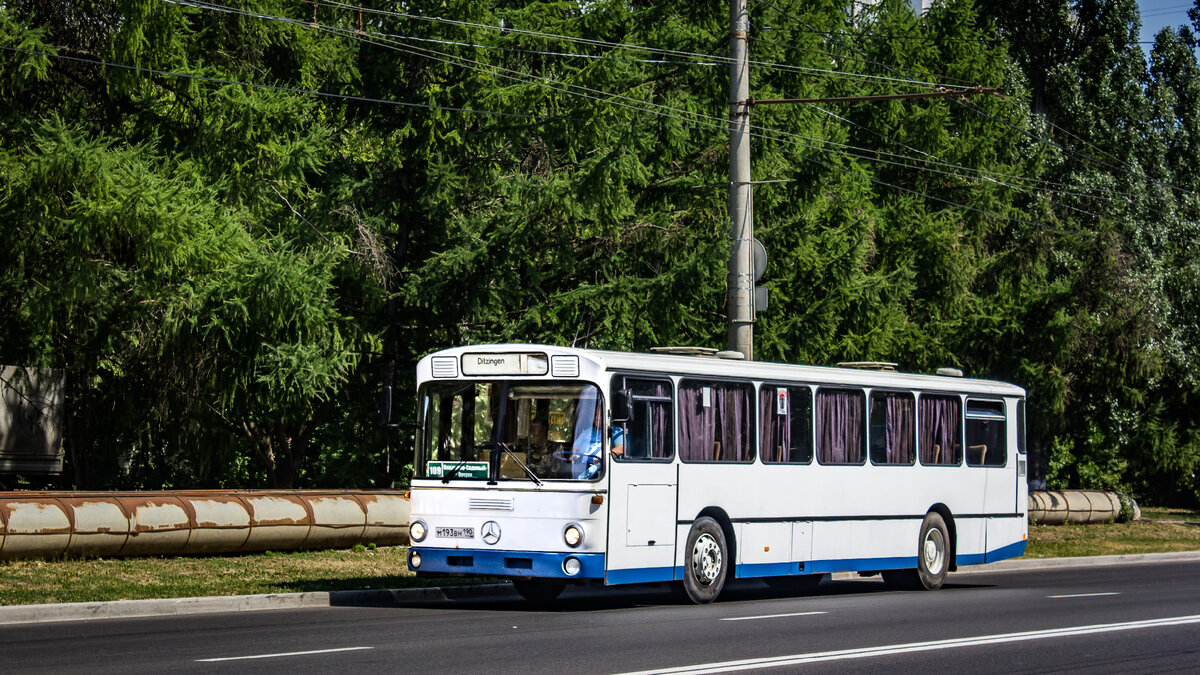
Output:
[679,380,755,463]
[1017,399,1026,454]
[760,385,813,463]
[919,394,962,465]
[815,388,866,464]
[620,379,674,460]
[869,391,916,465]
[966,399,1006,467]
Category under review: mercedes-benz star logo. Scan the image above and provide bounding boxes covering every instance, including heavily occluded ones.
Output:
[481,520,501,545]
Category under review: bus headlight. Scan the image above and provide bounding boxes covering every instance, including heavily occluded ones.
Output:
[410,520,427,542]
[409,550,422,569]
[563,523,583,548]
[563,556,582,576]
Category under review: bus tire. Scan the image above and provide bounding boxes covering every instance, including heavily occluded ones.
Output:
[681,517,728,604]
[513,579,565,605]
[886,512,950,591]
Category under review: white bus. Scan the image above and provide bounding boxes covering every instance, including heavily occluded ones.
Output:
[407,344,1027,604]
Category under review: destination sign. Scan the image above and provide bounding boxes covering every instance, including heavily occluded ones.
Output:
[460,353,548,376]
[426,461,489,479]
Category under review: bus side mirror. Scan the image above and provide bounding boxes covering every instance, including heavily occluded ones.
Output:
[611,388,633,423]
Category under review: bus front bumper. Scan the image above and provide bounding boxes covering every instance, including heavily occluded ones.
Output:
[408,547,605,580]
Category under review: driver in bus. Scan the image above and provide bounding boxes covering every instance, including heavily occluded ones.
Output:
[572,425,625,479]
[570,396,625,479]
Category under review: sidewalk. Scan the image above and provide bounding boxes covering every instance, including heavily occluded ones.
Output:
[2,550,1198,626]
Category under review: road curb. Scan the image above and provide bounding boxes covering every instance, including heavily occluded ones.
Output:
[952,549,1200,574]
[829,549,1200,581]
[2,551,1197,626]
[0,583,519,626]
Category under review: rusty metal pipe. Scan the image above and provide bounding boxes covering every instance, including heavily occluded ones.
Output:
[0,490,410,561]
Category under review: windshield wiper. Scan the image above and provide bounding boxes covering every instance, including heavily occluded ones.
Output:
[498,441,543,487]
[475,441,543,486]
[441,456,470,483]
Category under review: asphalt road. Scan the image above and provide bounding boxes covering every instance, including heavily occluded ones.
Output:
[2,560,1198,674]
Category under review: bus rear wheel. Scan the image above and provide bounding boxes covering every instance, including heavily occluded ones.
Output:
[885,512,950,591]
[512,579,565,605]
[680,517,728,604]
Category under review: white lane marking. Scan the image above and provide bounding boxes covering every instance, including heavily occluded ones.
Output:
[616,614,1200,674]
[196,646,373,662]
[721,611,828,621]
[1047,592,1121,599]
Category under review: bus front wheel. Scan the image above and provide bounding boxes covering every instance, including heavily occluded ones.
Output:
[884,512,950,591]
[681,517,728,604]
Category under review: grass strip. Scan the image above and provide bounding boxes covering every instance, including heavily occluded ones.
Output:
[0,545,476,607]
[1,513,1197,606]
[1140,506,1200,523]
[1022,516,1200,558]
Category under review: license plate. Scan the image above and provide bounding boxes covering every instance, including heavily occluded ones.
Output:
[436,526,474,539]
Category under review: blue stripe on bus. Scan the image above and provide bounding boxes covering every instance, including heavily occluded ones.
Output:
[605,566,676,585]
[986,539,1027,563]
[607,541,1027,583]
[735,562,801,578]
[410,548,605,580]
[412,539,1027,586]
[807,556,918,574]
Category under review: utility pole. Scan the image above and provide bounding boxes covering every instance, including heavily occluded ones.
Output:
[726,0,754,360]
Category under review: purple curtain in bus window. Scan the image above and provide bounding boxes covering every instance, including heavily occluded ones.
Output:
[817,390,863,463]
[679,384,716,461]
[759,389,791,462]
[886,395,915,463]
[919,396,959,464]
[719,385,751,461]
[641,381,672,458]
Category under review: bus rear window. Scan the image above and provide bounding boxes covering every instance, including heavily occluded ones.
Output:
[966,400,1006,467]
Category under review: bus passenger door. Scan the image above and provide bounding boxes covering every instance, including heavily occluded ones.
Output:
[968,399,1021,560]
[605,378,678,585]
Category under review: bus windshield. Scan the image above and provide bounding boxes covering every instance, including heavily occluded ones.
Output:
[416,381,606,482]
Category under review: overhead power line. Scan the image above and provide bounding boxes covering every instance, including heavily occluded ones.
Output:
[179,0,1092,200]
[171,0,1133,223]
[747,86,1001,105]
[753,0,1005,45]
[751,35,987,90]
[0,4,1134,225]
[0,45,552,119]
[305,0,975,91]
[314,0,736,64]
[750,0,1198,201]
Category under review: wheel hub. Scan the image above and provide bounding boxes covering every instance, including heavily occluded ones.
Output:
[922,528,946,575]
[692,533,723,586]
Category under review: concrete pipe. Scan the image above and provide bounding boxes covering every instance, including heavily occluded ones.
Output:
[0,497,73,559]
[1028,490,1137,525]
[0,490,410,561]
[120,494,195,556]
[241,493,313,552]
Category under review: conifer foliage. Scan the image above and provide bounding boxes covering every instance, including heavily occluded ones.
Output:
[1,0,1198,503]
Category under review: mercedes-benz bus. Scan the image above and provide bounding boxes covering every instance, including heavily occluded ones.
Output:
[407,344,1027,604]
